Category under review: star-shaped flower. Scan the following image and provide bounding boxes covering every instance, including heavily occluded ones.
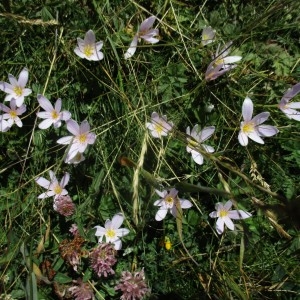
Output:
[146,112,173,138]
[74,30,104,61]
[238,97,278,146]
[0,98,26,128]
[0,68,32,106]
[209,200,252,234]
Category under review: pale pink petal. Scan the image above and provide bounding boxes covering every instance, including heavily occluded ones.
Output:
[84,30,96,44]
[74,47,87,59]
[37,95,53,111]
[17,105,26,115]
[0,103,10,113]
[257,125,278,137]
[281,108,300,120]
[199,126,215,142]
[238,131,248,146]
[66,119,80,135]
[54,98,62,112]
[8,75,18,86]
[222,56,242,64]
[242,97,253,121]
[36,177,50,188]
[96,41,103,51]
[61,111,71,121]
[14,117,22,127]
[247,131,264,144]
[111,213,124,229]
[22,88,32,97]
[115,228,130,237]
[191,149,204,165]
[281,82,300,102]
[38,119,53,129]
[87,132,96,144]
[104,219,112,229]
[224,200,233,211]
[60,173,70,188]
[223,216,235,231]
[139,16,156,32]
[15,97,25,107]
[89,51,104,61]
[228,210,252,220]
[113,239,122,250]
[180,199,192,208]
[155,189,167,198]
[80,120,90,134]
[57,136,73,144]
[155,207,168,221]
[209,211,218,218]
[124,35,139,59]
[94,226,106,237]
[202,144,214,153]
[252,112,270,125]
[216,218,225,234]
[18,68,29,87]
[288,102,300,109]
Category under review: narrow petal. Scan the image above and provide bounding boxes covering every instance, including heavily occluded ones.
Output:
[87,132,96,144]
[57,136,73,144]
[84,30,96,44]
[199,126,215,142]
[38,119,53,129]
[242,97,253,122]
[209,211,218,218]
[111,213,124,229]
[252,112,270,125]
[257,125,278,137]
[139,16,156,32]
[80,120,90,134]
[216,218,225,234]
[222,56,242,64]
[61,111,72,121]
[191,150,204,165]
[36,177,50,188]
[238,131,248,146]
[18,68,29,87]
[0,103,10,113]
[113,239,122,250]
[223,216,235,231]
[224,200,233,211]
[202,144,214,153]
[66,119,79,135]
[281,82,300,102]
[155,189,167,198]
[115,228,130,237]
[74,47,87,59]
[247,131,265,144]
[281,108,300,120]
[89,51,104,61]
[54,98,62,112]
[124,35,139,59]
[60,172,70,188]
[179,199,193,209]
[14,117,23,127]
[155,207,168,221]
[228,210,252,220]
[288,102,300,109]
[8,75,18,86]
[15,97,25,107]
[94,226,106,237]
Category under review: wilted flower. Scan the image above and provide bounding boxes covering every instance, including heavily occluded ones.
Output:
[70,224,79,236]
[124,16,159,59]
[0,116,10,132]
[278,82,300,121]
[57,119,96,162]
[35,170,69,200]
[0,98,26,128]
[53,195,75,217]
[146,112,173,138]
[0,68,32,106]
[69,278,94,300]
[154,188,192,221]
[115,269,150,300]
[186,125,215,165]
[238,97,278,146]
[74,29,104,61]
[94,213,130,250]
[205,41,242,81]
[201,26,215,46]
[37,95,71,129]
[90,243,117,277]
[209,200,252,234]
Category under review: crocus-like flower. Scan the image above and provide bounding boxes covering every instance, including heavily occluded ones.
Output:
[146,112,173,138]
[209,200,252,234]
[115,269,150,300]
[205,41,242,81]
[35,171,70,199]
[154,188,192,221]
[74,29,104,61]
[124,16,159,59]
[57,119,96,161]
[0,68,32,106]
[186,125,215,165]
[94,213,130,250]
[37,95,71,129]
[201,26,215,46]
[0,98,26,128]
[90,243,117,277]
[69,278,94,300]
[0,116,10,132]
[238,97,279,146]
[278,82,300,121]
[53,195,76,217]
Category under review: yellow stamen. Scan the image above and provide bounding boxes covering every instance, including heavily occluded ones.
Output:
[83,45,94,57]
[165,196,173,204]
[51,110,59,120]
[78,133,87,144]
[54,185,62,195]
[219,209,228,218]
[242,122,254,133]
[106,229,116,238]
[13,86,23,96]
[154,122,164,135]
[9,111,17,119]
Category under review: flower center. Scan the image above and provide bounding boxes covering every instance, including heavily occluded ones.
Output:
[106,229,116,238]
[83,45,94,57]
[242,122,255,133]
[13,86,23,96]
[54,185,62,195]
[165,196,173,205]
[78,133,87,144]
[9,110,17,119]
[154,122,164,135]
[214,58,225,66]
[51,110,59,120]
[219,209,228,218]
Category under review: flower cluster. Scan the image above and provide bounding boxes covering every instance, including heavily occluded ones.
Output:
[69,278,94,300]
[53,195,76,217]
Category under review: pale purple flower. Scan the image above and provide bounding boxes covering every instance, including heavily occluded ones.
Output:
[115,269,150,300]
[37,95,71,129]
[186,125,215,165]
[201,26,215,46]
[94,213,130,250]
[0,116,10,132]
[154,188,192,221]
[90,243,117,277]
[57,119,96,161]
[53,195,75,216]
[0,68,32,106]
[74,29,104,61]
[209,200,252,234]
[0,98,26,128]
[124,16,159,59]
[35,171,70,200]
[146,112,173,138]
[205,41,242,81]
[238,97,279,146]
[69,278,94,300]
[278,82,300,121]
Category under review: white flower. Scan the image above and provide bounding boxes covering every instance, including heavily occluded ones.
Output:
[57,119,96,161]
[124,16,159,59]
[209,200,252,234]
[238,97,279,146]
[278,82,300,121]
[36,95,71,129]
[74,29,104,61]
[0,68,32,106]
[0,116,10,132]
[146,112,173,138]
[205,41,242,81]
[154,188,192,221]
[0,98,26,128]
[35,171,70,199]
[186,125,215,165]
[94,213,130,250]
[201,26,215,46]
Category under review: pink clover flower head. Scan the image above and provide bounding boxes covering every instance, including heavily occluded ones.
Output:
[37,95,71,129]
[124,16,159,59]
[74,29,104,61]
[205,41,242,81]
[201,26,215,46]
[0,116,10,132]
[115,269,150,300]
[35,170,70,200]
[238,97,279,146]
[278,82,300,121]
[90,243,117,277]
[154,188,192,221]
[53,195,75,217]
[69,278,94,300]
[94,213,130,250]
[69,224,79,236]
[186,125,215,165]
[57,119,96,161]
[209,200,252,234]
[0,98,26,128]
[0,68,32,106]
[146,112,173,138]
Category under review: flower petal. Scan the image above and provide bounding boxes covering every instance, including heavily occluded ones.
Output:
[155,207,168,221]
[251,112,269,125]
[60,172,70,188]
[228,210,252,220]
[115,228,130,237]
[66,119,80,135]
[191,149,204,165]
[18,68,29,87]
[199,126,215,142]
[216,217,225,234]
[124,35,139,59]
[139,16,156,32]
[257,125,278,137]
[180,199,193,209]
[37,95,53,111]
[111,213,124,229]
[223,216,235,231]
[247,131,265,144]
[238,131,248,146]
[36,177,50,188]
[242,97,253,122]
